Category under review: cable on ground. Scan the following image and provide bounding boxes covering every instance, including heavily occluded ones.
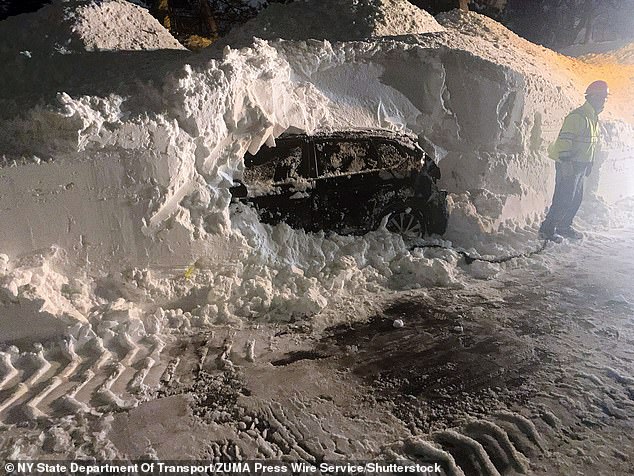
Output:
[410,240,550,265]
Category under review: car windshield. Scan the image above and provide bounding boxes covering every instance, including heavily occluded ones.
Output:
[316,140,377,176]
[315,139,411,177]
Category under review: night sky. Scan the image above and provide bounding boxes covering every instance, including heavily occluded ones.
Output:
[0,0,51,19]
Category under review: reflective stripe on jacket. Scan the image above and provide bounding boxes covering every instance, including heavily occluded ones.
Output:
[548,101,600,163]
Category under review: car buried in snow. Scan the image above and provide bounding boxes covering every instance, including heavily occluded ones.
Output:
[230,130,448,239]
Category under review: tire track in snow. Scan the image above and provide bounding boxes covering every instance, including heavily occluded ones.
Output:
[0,330,171,421]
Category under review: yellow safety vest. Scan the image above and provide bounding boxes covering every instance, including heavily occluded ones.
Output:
[548,101,600,163]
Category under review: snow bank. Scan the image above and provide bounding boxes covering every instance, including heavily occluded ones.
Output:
[0,0,184,54]
[581,42,634,65]
[219,0,444,46]
[0,34,472,341]
[559,40,631,58]
[0,33,548,262]
[0,0,187,121]
[71,0,185,51]
[0,247,91,343]
[1,5,634,339]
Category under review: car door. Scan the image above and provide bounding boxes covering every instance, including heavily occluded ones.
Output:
[244,138,315,230]
[312,138,381,233]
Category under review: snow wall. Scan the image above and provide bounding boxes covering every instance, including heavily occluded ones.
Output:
[1,2,634,342]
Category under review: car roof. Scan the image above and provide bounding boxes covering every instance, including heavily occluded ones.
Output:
[278,129,422,151]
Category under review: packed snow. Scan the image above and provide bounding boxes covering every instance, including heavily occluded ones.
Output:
[219,0,444,46]
[579,42,634,65]
[0,0,184,53]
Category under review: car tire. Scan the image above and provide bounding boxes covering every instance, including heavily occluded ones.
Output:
[383,207,426,240]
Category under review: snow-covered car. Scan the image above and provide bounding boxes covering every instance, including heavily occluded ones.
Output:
[230,131,448,239]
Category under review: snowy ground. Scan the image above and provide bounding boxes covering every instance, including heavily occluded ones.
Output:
[2,226,633,474]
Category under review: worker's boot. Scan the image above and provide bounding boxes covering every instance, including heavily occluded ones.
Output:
[557,226,584,240]
[538,223,563,243]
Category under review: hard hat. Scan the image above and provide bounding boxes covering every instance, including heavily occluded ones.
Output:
[585,80,609,97]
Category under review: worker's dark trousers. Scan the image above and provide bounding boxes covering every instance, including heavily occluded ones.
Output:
[541,161,590,232]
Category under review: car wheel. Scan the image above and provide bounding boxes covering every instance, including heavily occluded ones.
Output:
[384,208,426,240]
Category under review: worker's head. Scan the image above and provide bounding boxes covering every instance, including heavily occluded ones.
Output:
[585,80,609,113]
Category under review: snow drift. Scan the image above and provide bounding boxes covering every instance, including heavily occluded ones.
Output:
[219,0,444,46]
[0,0,184,54]
[582,42,634,65]
[1,1,634,341]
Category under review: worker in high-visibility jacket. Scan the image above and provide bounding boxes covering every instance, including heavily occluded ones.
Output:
[538,80,608,242]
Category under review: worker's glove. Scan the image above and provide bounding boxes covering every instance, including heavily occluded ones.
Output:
[585,162,593,177]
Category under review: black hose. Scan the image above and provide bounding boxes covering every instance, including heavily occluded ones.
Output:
[410,240,550,265]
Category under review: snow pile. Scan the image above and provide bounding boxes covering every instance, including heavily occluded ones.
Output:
[579,42,634,64]
[559,40,630,58]
[599,42,634,64]
[0,217,466,343]
[436,11,634,123]
[0,11,467,340]
[0,0,187,118]
[103,218,462,326]
[0,247,93,343]
[1,35,475,335]
[220,0,444,46]
[0,0,184,54]
[70,0,185,51]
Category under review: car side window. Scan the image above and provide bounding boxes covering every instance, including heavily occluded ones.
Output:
[374,141,409,169]
[243,143,304,184]
[315,140,378,177]
[243,158,276,184]
[273,145,303,182]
